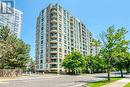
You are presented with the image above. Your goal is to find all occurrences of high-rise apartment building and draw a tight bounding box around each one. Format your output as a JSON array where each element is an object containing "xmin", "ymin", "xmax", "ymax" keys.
[
  {"xmin": 0, "ymin": 2, "xmax": 22, "ymax": 38},
  {"xmin": 35, "ymin": 4, "xmax": 98, "ymax": 73}
]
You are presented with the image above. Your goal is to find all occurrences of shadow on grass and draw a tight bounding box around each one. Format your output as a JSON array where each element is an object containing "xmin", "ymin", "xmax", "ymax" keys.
[
  {"xmin": 75, "ymin": 80, "xmax": 98, "ymax": 83},
  {"xmin": 94, "ymin": 76, "xmax": 107, "ymax": 78}
]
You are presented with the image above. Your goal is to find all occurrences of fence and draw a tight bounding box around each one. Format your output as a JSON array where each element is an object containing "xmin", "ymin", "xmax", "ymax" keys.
[{"xmin": 0, "ymin": 69, "xmax": 22, "ymax": 77}]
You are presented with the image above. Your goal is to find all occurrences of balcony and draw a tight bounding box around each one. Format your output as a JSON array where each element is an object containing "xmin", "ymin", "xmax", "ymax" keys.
[
  {"xmin": 50, "ymin": 68, "xmax": 57, "ymax": 71},
  {"xmin": 50, "ymin": 29, "xmax": 57, "ymax": 33},
  {"xmin": 71, "ymin": 45, "xmax": 74, "ymax": 48},
  {"xmin": 50, "ymin": 50, "xmax": 57, "ymax": 53},
  {"xmin": 70, "ymin": 18, "xmax": 73, "ymax": 21},
  {"xmin": 71, "ymin": 30, "xmax": 74, "ymax": 33},
  {"xmin": 71, "ymin": 42, "xmax": 74, "ymax": 45},
  {"xmin": 71, "ymin": 38, "xmax": 74, "ymax": 40},
  {"xmin": 50, "ymin": 45, "xmax": 57, "ymax": 48},
  {"xmin": 51, "ymin": 9, "xmax": 57, "ymax": 13},
  {"xmin": 51, "ymin": 6, "xmax": 57, "ymax": 10},
  {"xmin": 51, "ymin": 14, "xmax": 57, "ymax": 19},
  {"xmin": 50, "ymin": 53, "xmax": 57, "ymax": 58},
  {"xmin": 51, "ymin": 24, "xmax": 57, "ymax": 28},
  {"xmin": 70, "ymin": 21, "xmax": 73, "ymax": 25},
  {"xmin": 51, "ymin": 18, "xmax": 57, "ymax": 23},
  {"xmin": 50, "ymin": 39, "xmax": 57, "ymax": 43},
  {"xmin": 51, "ymin": 56, "xmax": 57, "ymax": 59},
  {"xmin": 50, "ymin": 34, "xmax": 57, "ymax": 38},
  {"xmin": 51, "ymin": 59, "xmax": 57, "ymax": 63},
  {"xmin": 51, "ymin": 28, "xmax": 57, "ymax": 30},
  {"xmin": 71, "ymin": 34, "xmax": 74, "ymax": 38},
  {"xmin": 70, "ymin": 26, "xmax": 73, "ymax": 29},
  {"xmin": 50, "ymin": 64, "xmax": 57, "ymax": 69}
]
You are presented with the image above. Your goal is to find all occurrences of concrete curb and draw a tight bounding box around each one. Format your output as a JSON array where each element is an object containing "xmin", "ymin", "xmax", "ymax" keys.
[{"xmin": 70, "ymin": 84, "xmax": 85, "ymax": 87}]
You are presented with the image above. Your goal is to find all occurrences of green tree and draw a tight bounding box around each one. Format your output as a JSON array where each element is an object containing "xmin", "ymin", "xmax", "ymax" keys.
[
  {"xmin": 91, "ymin": 39, "xmax": 100, "ymax": 55},
  {"xmin": 86, "ymin": 55, "xmax": 95, "ymax": 74},
  {"xmin": 0, "ymin": 26, "xmax": 30, "ymax": 69},
  {"xmin": 113, "ymin": 32, "xmax": 130, "ymax": 77},
  {"xmin": 86, "ymin": 55, "xmax": 106, "ymax": 73},
  {"xmin": 62, "ymin": 51, "xmax": 86, "ymax": 75},
  {"xmin": 125, "ymin": 53, "xmax": 130, "ymax": 73},
  {"xmin": 26, "ymin": 58, "xmax": 35, "ymax": 72},
  {"xmin": 100, "ymin": 26, "xmax": 129, "ymax": 81},
  {"xmin": 0, "ymin": 26, "xmax": 14, "ymax": 68}
]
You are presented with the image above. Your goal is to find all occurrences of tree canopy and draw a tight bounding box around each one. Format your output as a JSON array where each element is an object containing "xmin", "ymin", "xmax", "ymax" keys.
[
  {"xmin": 100, "ymin": 26, "xmax": 130, "ymax": 81},
  {"xmin": 62, "ymin": 51, "xmax": 86, "ymax": 75},
  {"xmin": 0, "ymin": 26, "xmax": 30, "ymax": 69}
]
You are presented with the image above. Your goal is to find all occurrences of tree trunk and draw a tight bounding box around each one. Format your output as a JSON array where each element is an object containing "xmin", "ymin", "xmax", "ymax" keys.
[
  {"xmin": 107, "ymin": 59, "xmax": 111, "ymax": 81},
  {"xmin": 1, "ymin": 58, "xmax": 4, "ymax": 69},
  {"xmin": 107, "ymin": 67, "xmax": 110, "ymax": 81},
  {"xmin": 96, "ymin": 69, "xmax": 99, "ymax": 73},
  {"xmin": 91, "ymin": 67, "xmax": 93, "ymax": 74},
  {"xmin": 120, "ymin": 69, "xmax": 123, "ymax": 78},
  {"xmin": 72, "ymin": 69, "xmax": 74, "ymax": 75},
  {"xmin": 68, "ymin": 69, "xmax": 70, "ymax": 75}
]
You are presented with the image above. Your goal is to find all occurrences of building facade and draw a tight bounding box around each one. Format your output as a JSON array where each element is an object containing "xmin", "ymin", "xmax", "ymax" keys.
[
  {"xmin": 35, "ymin": 4, "xmax": 97, "ymax": 72},
  {"xmin": 0, "ymin": 2, "xmax": 22, "ymax": 38}
]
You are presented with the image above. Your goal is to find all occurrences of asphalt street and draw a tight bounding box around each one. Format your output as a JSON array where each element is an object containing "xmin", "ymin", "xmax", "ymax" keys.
[{"xmin": 0, "ymin": 73, "xmax": 117, "ymax": 87}]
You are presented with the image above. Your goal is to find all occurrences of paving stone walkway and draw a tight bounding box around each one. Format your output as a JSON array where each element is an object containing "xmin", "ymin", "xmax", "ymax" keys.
[{"xmin": 101, "ymin": 77, "xmax": 130, "ymax": 87}]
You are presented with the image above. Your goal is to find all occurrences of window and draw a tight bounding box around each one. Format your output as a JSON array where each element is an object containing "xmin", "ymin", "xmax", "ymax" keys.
[
  {"xmin": 59, "ymin": 48, "xmax": 62, "ymax": 52},
  {"xmin": 59, "ymin": 43, "xmax": 62, "ymax": 47},
  {"xmin": 51, "ymin": 59, "xmax": 57, "ymax": 62},
  {"xmin": 41, "ymin": 40, "xmax": 43, "ymax": 44},
  {"xmin": 59, "ymin": 59, "xmax": 62, "ymax": 62},
  {"xmin": 59, "ymin": 54, "xmax": 62, "ymax": 57},
  {"xmin": 41, "ymin": 27, "xmax": 44, "ymax": 30},
  {"xmin": 51, "ymin": 54, "xmax": 57, "ymax": 58},
  {"xmin": 41, "ymin": 50, "xmax": 43, "ymax": 53},
  {"xmin": 50, "ymin": 64, "xmax": 57, "ymax": 68},
  {"xmin": 59, "ymin": 6, "xmax": 62, "ymax": 12},
  {"xmin": 59, "ymin": 33, "xmax": 62, "ymax": 37},
  {"xmin": 64, "ymin": 10, "xmax": 66, "ymax": 16},
  {"xmin": 59, "ymin": 38, "xmax": 62, "ymax": 42},
  {"xmin": 41, "ymin": 36, "xmax": 43, "ymax": 39},
  {"xmin": 59, "ymin": 23, "xmax": 62, "ymax": 27},
  {"xmin": 40, "ymin": 65, "xmax": 43, "ymax": 69},
  {"xmin": 40, "ymin": 60, "xmax": 43, "ymax": 63},
  {"xmin": 51, "ymin": 48, "xmax": 57, "ymax": 51},
  {"xmin": 64, "ymin": 50, "xmax": 67, "ymax": 53}
]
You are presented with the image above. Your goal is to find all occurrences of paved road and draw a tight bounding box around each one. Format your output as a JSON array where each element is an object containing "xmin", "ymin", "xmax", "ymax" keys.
[{"xmin": 0, "ymin": 73, "xmax": 117, "ymax": 87}]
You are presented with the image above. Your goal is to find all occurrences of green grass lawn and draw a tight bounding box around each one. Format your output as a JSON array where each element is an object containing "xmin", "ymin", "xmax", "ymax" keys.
[
  {"xmin": 85, "ymin": 77, "xmax": 122, "ymax": 87},
  {"xmin": 124, "ymin": 83, "xmax": 130, "ymax": 87}
]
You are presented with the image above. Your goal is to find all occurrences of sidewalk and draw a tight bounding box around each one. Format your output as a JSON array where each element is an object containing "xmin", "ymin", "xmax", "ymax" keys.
[
  {"xmin": 0, "ymin": 77, "xmax": 16, "ymax": 83},
  {"xmin": 101, "ymin": 78, "xmax": 130, "ymax": 87}
]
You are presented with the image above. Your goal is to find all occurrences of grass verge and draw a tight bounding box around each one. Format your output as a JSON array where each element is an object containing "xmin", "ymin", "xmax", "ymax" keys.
[
  {"xmin": 124, "ymin": 82, "xmax": 130, "ymax": 87},
  {"xmin": 85, "ymin": 77, "xmax": 122, "ymax": 87}
]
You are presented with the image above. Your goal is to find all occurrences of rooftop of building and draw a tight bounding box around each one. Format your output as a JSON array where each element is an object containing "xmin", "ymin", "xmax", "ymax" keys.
[{"xmin": 0, "ymin": 2, "xmax": 23, "ymax": 14}]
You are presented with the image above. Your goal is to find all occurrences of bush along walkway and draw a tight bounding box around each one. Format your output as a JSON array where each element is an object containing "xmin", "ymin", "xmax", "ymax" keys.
[{"xmin": 101, "ymin": 77, "xmax": 130, "ymax": 87}]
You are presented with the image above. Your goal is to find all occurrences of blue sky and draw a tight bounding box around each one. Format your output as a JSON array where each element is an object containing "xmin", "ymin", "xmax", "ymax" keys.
[{"xmin": 15, "ymin": 0, "xmax": 130, "ymax": 58}]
